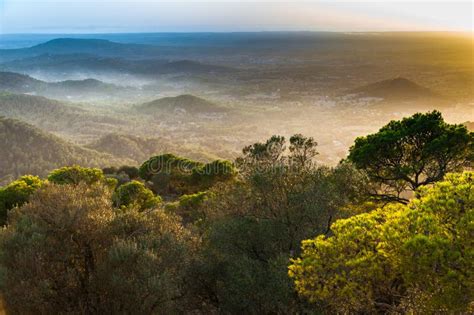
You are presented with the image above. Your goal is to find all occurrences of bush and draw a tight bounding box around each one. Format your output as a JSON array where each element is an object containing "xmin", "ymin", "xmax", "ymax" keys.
[
  {"xmin": 0, "ymin": 182, "xmax": 197, "ymax": 314},
  {"xmin": 0, "ymin": 175, "xmax": 43, "ymax": 225},
  {"xmin": 112, "ymin": 180, "xmax": 161, "ymax": 211},
  {"xmin": 48, "ymin": 165, "xmax": 105, "ymax": 185}
]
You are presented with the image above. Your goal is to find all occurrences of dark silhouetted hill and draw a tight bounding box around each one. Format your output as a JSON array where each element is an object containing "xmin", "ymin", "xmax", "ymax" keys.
[
  {"xmin": 348, "ymin": 77, "xmax": 438, "ymax": 100},
  {"xmin": 0, "ymin": 71, "xmax": 46, "ymax": 93},
  {"xmin": 0, "ymin": 72, "xmax": 126, "ymax": 98},
  {"xmin": 1, "ymin": 53, "xmax": 233, "ymax": 77},
  {"xmin": 137, "ymin": 94, "xmax": 227, "ymax": 115}
]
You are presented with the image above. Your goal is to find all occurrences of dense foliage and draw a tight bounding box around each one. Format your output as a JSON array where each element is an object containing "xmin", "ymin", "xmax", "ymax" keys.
[
  {"xmin": 112, "ymin": 180, "xmax": 162, "ymax": 211},
  {"xmin": 139, "ymin": 154, "xmax": 236, "ymax": 195},
  {"xmin": 187, "ymin": 135, "xmax": 370, "ymax": 313},
  {"xmin": 289, "ymin": 171, "xmax": 473, "ymax": 313},
  {"xmin": 0, "ymin": 112, "xmax": 471, "ymax": 313},
  {"xmin": 0, "ymin": 175, "xmax": 43, "ymax": 225},
  {"xmin": 0, "ymin": 183, "xmax": 197, "ymax": 313}
]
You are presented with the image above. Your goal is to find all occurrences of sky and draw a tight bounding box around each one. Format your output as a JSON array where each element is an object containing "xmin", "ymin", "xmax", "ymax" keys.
[{"xmin": 0, "ymin": 0, "xmax": 472, "ymax": 34}]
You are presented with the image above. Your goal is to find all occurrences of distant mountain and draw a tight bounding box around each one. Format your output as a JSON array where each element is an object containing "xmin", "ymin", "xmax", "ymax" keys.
[
  {"xmin": 1, "ymin": 53, "xmax": 233, "ymax": 78},
  {"xmin": 87, "ymin": 133, "xmax": 220, "ymax": 163},
  {"xmin": 30, "ymin": 38, "xmax": 138, "ymax": 54},
  {"xmin": 0, "ymin": 71, "xmax": 46, "ymax": 93},
  {"xmin": 137, "ymin": 94, "xmax": 228, "ymax": 116},
  {"xmin": 0, "ymin": 117, "xmax": 130, "ymax": 185},
  {"xmin": 0, "ymin": 72, "xmax": 134, "ymax": 100},
  {"xmin": 86, "ymin": 134, "xmax": 171, "ymax": 163},
  {"xmin": 0, "ymin": 38, "xmax": 154, "ymax": 62},
  {"xmin": 0, "ymin": 92, "xmax": 85, "ymax": 122},
  {"xmin": 0, "ymin": 92, "xmax": 124, "ymax": 133},
  {"xmin": 49, "ymin": 78, "xmax": 125, "ymax": 95},
  {"xmin": 347, "ymin": 77, "xmax": 438, "ymax": 101}
]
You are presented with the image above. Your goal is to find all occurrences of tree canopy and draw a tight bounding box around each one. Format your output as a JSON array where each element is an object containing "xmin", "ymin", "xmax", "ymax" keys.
[
  {"xmin": 347, "ymin": 111, "xmax": 473, "ymax": 203},
  {"xmin": 112, "ymin": 180, "xmax": 161, "ymax": 211},
  {"xmin": 0, "ymin": 175, "xmax": 43, "ymax": 225}
]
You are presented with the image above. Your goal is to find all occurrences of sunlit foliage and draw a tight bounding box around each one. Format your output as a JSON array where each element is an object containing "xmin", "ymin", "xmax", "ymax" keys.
[
  {"xmin": 289, "ymin": 171, "xmax": 473, "ymax": 313},
  {"xmin": 0, "ymin": 175, "xmax": 43, "ymax": 225},
  {"xmin": 112, "ymin": 180, "xmax": 161, "ymax": 211}
]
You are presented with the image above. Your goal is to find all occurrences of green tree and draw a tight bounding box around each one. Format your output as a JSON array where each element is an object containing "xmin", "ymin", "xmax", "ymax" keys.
[
  {"xmin": 48, "ymin": 165, "xmax": 105, "ymax": 185},
  {"xmin": 0, "ymin": 175, "xmax": 43, "ymax": 225},
  {"xmin": 140, "ymin": 154, "xmax": 234, "ymax": 196},
  {"xmin": 191, "ymin": 160, "xmax": 236, "ymax": 190},
  {"xmin": 347, "ymin": 111, "xmax": 473, "ymax": 203},
  {"xmin": 112, "ymin": 180, "xmax": 161, "ymax": 211},
  {"xmin": 188, "ymin": 136, "xmax": 369, "ymax": 313},
  {"xmin": 289, "ymin": 171, "xmax": 473, "ymax": 313},
  {"xmin": 289, "ymin": 134, "xmax": 318, "ymax": 168},
  {"xmin": 0, "ymin": 182, "xmax": 197, "ymax": 314},
  {"xmin": 236, "ymin": 135, "xmax": 286, "ymax": 172}
]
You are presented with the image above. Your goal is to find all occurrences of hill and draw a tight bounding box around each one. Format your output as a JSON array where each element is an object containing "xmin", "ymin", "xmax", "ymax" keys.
[
  {"xmin": 48, "ymin": 78, "xmax": 128, "ymax": 97},
  {"xmin": 0, "ymin": 38, "xmax": 154, "ymax": 62},
  {"xmin": 87, "ymin": 133, "xmax": 220, "ymax": 163},
  {"xmin": 137, "ymin": 94, "xmax": 227, "ymax": 116},
  {"xmin": 86, "ymin": 134, "xmax": 170, "ymax": 163},
  {"xmin": 0, "ymin": 72, "xmax": 128, "ymax": 99},
  {"xmin": 0, "ymin": 71, "xmax": 46, "ymax": 93},
  {"xmin": 347, "ymin": 77, "xmax": 438, "ymax": 100},
  {"xmin": 1, "ymin": 53, "xmax": 233, "ymax": 78},
  {"xmin": 0, "ymin": 92, "xmax": 85, "ymax": 123},
  {"xmin": 0, "ymin": 117, "xmax": 131, "ymax": 185},
  {"xmin": 0, "ymin": 92, "xmax": 125, "ymax": 134}
]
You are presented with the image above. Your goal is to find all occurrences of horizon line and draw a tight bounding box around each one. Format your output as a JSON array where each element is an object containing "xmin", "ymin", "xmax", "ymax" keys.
[{"xmin": 1, "ymin": 30, "xmax": 473, "ymax": 35}]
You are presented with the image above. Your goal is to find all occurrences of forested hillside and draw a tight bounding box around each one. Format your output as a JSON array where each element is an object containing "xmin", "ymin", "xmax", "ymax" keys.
[
  {"xmin": 87, "ymin": 133, "xmax": 220, "ymax": 163},
  {"xmin": 0, "ymin": 117, "xmax": 130, "ymax": 184},
  {"xmin": 137, "ymin": 94, "xmax": 228, "ymax": 116}
]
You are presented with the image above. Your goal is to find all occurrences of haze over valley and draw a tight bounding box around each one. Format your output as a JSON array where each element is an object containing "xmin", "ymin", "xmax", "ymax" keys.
[{"xmin": 0, "ymin": 32, "xmax": 472, "ymax": 183}]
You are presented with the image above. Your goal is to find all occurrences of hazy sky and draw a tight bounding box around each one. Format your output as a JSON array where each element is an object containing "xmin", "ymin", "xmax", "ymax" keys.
[{"xmin": 0, "ymin": 0, "xmax": 472, "ymax": 33}]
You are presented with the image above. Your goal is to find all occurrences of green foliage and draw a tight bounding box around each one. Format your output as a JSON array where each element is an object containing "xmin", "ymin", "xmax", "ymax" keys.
[
  {"xmin": 47, "ymin": 165, "xmax": 105, "ymax": 185},
  {"xmin": 139, "ymin": 154, "xmax": 234, "ymax": 196},
  {"xmin": 0, "ymin": 182, "xmax": 197, "ymax": 314},
  {"xmin": 289, "ymin": 171, "xmax": 473, "ymax": 313},
  {"xmin": 171, "ymin": 191, "xmax": 209, "ymax": 224},
  {"xmin": 348, "ymin": 111, "xmax": 474, "ymax": 203},
  {"xmin": 187, "ymin": 136, "xmax": 369, "ymax": 313},
  {"xmin": 191, "ymin": 160, "xmax": 236, "ymax": 189},
  {"xmin": 0, "ymin": 175, "xmax": 43, "ymax": 225},
  {"xmin": 117, "ymin": 165, "xmax": 139, "ymax": 179},
  {"xmin": 112, "ymin": 180, "xmax": 161, "ymax": 211}
]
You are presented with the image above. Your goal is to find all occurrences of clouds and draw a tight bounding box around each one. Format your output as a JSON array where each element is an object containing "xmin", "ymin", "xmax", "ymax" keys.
[{"xmin": 0, "ymin": 1, "xmax": 472, "ymax": 33}]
